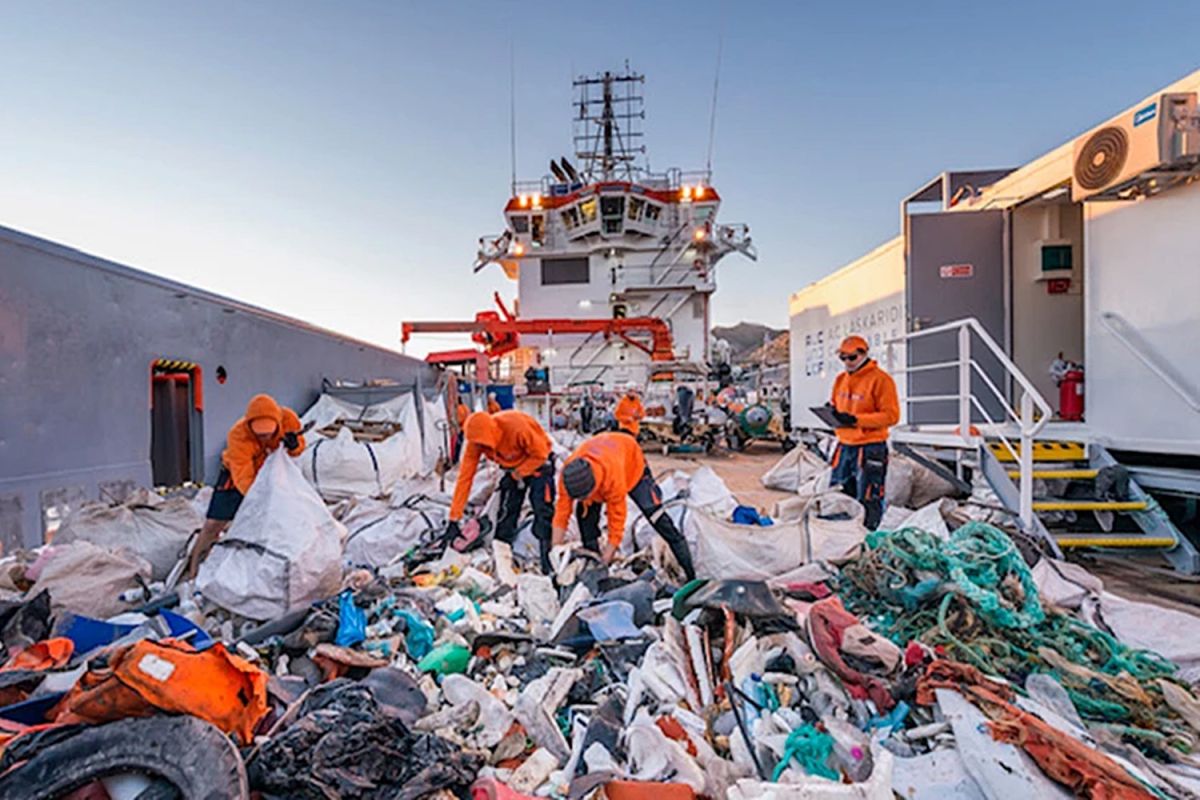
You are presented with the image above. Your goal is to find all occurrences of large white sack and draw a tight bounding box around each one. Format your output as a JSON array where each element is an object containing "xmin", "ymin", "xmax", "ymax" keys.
[
  {"xmin": 340, "ymin": 496, "xmax": 443, "ymax": 569},
  {"xmin": 762, "ymin": 446, "xmax": 831, "ymax": 494},
  {"xmin": 197, "ymin": 451, "xmax": 346, "ymax": 620},
  {"xmin": 54, "ymin": 491, "xmax": 199, "ymax": 580},
  {"xmin": 29, "ymin": 541, "xmax": 152, "ymax": 619},
  {"xmin": 421, "ymin": 397, "xmax": 450, "ymax": 475},
  {"xmin": 689, "ymin": 491, "xmax": 866, "ymax": 583},
  {"xmin": 300, "ymin": 426, "xmax": 423, "ymax": 500},
  {"xmin": 687, "ymin": 466, "xmax": 738, "ymax": 517},
  {"xmin": 886, "ymin": 453, "xmax": 957, "ymax": 509}
]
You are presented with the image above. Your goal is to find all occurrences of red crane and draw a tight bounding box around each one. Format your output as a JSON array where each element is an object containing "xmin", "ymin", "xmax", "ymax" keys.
[{"xmin": 402, "ymin": 293, "xmax": 675, "ymax": 363}]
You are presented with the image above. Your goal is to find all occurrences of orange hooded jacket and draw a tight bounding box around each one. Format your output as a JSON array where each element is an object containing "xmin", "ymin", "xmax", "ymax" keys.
[
  {"xmin": 487, "ymin": 397, "xmax": 502, "ymax": 414},
  {"xmin": 456, "ymin": 402, "xmax": 470, "ymax": 428},
  {"xmin": 830, "ymin": 359, "xmax": 900, "ymax": 445},
  {"xmin": 221, "ymin": 394, "xmax": 305, "ymax": 494},
  {"xmin": 450, "ymin": 410, "xmax": 553, "ymax": 521},
  {"xmin": 553, "ymin": 432, "xmax": 646, "ymax": 547},
  {"xmin": 615, "ymin": 394, "xmax": 645, "ymax": 436}
]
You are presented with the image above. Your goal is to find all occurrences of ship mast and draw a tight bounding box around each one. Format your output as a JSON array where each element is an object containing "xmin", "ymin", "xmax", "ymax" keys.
[{"xmin": 573, "ymin": 69, "xmax": 645, "ymax": 181}]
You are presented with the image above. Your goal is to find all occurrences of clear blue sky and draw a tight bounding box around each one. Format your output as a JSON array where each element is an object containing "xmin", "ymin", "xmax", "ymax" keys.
[{"xmin": 2, "ymin": 2, "xmax": 1197, "ymax": 354}]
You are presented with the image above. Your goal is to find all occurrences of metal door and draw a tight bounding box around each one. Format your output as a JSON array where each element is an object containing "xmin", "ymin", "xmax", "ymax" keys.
[{"xmin": 906, "ymin": 210, "xmax": 1007, "ymax": 424}]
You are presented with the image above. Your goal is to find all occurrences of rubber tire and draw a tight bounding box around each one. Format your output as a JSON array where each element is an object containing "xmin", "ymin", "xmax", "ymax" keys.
[{"xmin": 0, "ymin": 716, "xmax": 249, "ymax": 800}]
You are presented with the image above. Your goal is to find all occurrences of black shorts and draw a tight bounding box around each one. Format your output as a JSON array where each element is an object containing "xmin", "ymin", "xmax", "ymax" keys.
[{"xmin": 205, "ymin": 468, "xmax": 244, "ymax": 522}]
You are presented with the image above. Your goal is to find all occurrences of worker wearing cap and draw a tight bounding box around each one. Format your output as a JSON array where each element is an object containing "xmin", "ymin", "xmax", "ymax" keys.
[
  {"xmin": 487, "ymin": 392, "xmax": 502, "ymax": 414},
  {"xmin": 188, "ymin": 393, "xmax": 306, "ymax": 577},
  {"xmin": 614, "ymin": 382, "xmax": 645, "ymax": 437},
  {"xmin": 826, "ymin": 335, "xmax": 899, "ymax": 530},
  {"xmin": 448, "ymin": 410, "xmax": 556, "ymax": 572},
  {"xmin": 552, "ymin": 432, "xmax": 696, "ymax": 580}
]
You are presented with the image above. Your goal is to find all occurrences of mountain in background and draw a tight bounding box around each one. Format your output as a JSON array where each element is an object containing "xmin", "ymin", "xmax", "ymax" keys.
[{"xmin": 712, "ymin": 322, "xmax": 787, "ymax": 364}]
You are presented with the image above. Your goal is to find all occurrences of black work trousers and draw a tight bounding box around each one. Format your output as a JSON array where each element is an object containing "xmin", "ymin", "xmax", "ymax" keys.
[
  {"xmin": 576, "ymin": 465, "xmax": 696, "ymax": 580},
  {"xmin": 831, "ymin": 441, "xmax": 888, "ymax": 530},
  {"xmin": 496, "ymin": 457, "xmax": 556, "ymax": 573}
]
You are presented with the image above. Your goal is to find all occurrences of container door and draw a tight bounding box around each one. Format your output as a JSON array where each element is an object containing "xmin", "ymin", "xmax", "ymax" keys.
[{"xmin": 906, "ymin": 210, "xmax": 1007, "ymax": 424}]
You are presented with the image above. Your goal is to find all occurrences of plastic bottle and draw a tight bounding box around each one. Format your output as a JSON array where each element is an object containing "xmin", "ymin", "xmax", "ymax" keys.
[{"xmin": 822, "ymin": 716, "xmax": 873, "ymax": 783}]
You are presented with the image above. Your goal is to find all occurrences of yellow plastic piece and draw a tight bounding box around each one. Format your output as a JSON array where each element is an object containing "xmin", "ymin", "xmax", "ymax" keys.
[
  {"xmin": 1033, "ymin": 500, "xmax": 1148, "ymax": 512},
  {"xmin": 989, "ymin": 441, "xmax": 1086, "ymax": 462},
  {"xmin": 1055, "ymin": 536, "xmax": 1175, "ymax": 549},
  {"xmin": 1008, "ymin": 469, "xmax": 1100, "ymax": 480}
]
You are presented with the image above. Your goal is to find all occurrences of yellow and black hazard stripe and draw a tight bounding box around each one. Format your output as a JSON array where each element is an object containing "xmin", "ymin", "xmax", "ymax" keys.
[{"xmin": 153, "ymin": 358, "xmax": 198, "ymax": 372}]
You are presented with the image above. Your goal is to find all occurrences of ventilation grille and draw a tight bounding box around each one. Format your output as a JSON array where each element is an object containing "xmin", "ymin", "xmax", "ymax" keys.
[{"xmin": 1074, "ymin": 126, "xmax": 1130, "ymax": 191}]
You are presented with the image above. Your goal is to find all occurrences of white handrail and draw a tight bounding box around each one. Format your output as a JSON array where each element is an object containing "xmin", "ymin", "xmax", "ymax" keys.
[
  {"xmin": 885, "ymin": 317, "xmax": 1053, "ymax": 535},
  {"xmin": 1100, "ymin": 311, "xmax": 1200, "ymax": 412}
]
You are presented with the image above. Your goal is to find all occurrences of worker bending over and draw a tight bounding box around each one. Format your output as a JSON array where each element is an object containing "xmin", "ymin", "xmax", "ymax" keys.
[
  {"xmin": 614, "ymin": 382, "xmax": 645, "ymax": 437},
  {"xmin": 189, "ymin": 393, "xmax": 306, "ymax": 577},
  {"xmin": 454, "ymin": 398, "xmax": 470, "ymax": 462},
  {"xmin": 552, "ymin": 432, "xmax": 696, "ymax": 580},
  {"xmin": 826, "ymin": 335, "xmax": 899, "ymax": 530},
  {"xmin": 447, "ymin": 410, "xmax": 556, "ymax": 573}
]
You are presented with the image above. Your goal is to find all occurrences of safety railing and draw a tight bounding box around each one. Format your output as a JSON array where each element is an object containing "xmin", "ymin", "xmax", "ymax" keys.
[
  {"xmin": 885, "ymin": 318, "xmax": 1053, "ymax": 534},
  {"xmin": 1100, "ymin": 311, "xmax": 1200, "ymax": 413}
]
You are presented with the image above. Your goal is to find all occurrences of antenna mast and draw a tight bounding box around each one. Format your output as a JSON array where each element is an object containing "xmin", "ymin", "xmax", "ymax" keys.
[
  {"xmin": 572, "ymin": 68, "xmax": 645, "ymax": 181},
  {"xmin": 706, "ymin": 35, "xmax": 723, "ymax": 176}
]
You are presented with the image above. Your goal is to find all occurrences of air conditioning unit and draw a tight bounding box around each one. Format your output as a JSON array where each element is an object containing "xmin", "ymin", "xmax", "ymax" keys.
[{"xmin": 1071, "ymin": 92, "xmax": 1200, "ymax": 202}]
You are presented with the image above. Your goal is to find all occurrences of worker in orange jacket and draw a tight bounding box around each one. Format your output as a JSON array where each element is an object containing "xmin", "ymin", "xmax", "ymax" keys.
[
  {"xmin": 189, "ymin": 393, "xmax": 306, "ymax": 577},
  {"xmin": 826, "ymin": 335, "xmax": 900, "ymax": 530},
  {"xmin": 448, "ymin": 410, "xmax": 556, "ymax": 573},
  {"xmin": 487, "ymin": 392, "xmax": 502, "ymax": 414},
  {"xmin": 614, "ymin": 382, "xmax": 645, "ymax": 437},
  {"xmin": 552, "ymin": 432, "xmax": 695, "ymax": 580},
  {"xmin": 454, "ymin": 398, "xmax": 470, "ymax": 462}
]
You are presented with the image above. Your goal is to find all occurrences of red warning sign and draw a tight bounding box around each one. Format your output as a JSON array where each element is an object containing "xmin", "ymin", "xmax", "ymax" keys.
[{"xmin": 939, "ymin": 263, "xmax": 974, "ymax": 279}]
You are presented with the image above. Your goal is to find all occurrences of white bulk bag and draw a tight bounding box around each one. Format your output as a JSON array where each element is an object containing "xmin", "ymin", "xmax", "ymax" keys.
[{"xmin": 197, "ymin": 451, "xmax": 346, "ymax": 620}]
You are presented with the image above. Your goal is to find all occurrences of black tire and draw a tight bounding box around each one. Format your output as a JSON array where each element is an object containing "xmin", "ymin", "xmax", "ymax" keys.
[{"xmin": 0, "ymin": 716, "xmax": 249, "ymax": 800}]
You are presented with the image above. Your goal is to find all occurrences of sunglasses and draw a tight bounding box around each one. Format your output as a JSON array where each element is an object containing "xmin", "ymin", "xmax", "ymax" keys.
[{"xmin": 839, "ymin": 351, "xmax": 865, "ymax": 362}]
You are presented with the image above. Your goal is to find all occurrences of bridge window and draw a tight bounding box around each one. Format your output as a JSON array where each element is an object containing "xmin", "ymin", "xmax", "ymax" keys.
[
  {"xmin": 645, "ymin": 203, "xmax": 662, "ymax": 222},
  {"xmin": 627, "ymin": 197, "xmax": 645, "ymax": 220},
  {"xmin": 511, "ymin": 215, "xmax": 529, "ymax": 234},
  {"xmin": 541, "ymin": 257, "xmax": 589, "ymax": 285},
  {"xmin": 579, "ymin": 198, "xmax": 598, "ymax": 224}
]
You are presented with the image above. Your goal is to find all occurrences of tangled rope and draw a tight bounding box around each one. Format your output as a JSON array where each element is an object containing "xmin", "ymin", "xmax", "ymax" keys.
[{"xmin": 839, "ymin": 522, "xmax": 1191, "ymax": 752}]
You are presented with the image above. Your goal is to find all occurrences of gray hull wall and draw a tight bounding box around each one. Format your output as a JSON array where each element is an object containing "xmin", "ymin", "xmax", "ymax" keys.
[{"xmin": 0, "ymin": 225, "xmax": 436, "ymax": 549}]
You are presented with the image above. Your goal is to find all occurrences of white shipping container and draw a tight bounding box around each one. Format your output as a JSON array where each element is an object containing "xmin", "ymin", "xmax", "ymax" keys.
[{"xmin": 788, "ymin": 237, "xmax": 907, "ymax": 429}]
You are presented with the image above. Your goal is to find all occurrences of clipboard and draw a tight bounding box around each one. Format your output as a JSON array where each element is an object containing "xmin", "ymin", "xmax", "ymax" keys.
[{"xmin": 809, "ymin": 405, "xmax": 844, "ymax": 428}]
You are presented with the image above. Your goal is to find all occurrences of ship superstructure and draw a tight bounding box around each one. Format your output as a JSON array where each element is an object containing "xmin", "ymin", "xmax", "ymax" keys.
[{"xmin": 408, "ymin": 68, "xmax": 756, "ymax": 391}]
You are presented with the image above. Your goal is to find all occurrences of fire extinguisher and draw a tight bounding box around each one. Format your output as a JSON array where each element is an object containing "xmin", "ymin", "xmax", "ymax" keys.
[{"xmin": 1059, "ymin": 367, "xmax": 1084, "ymax": 421}]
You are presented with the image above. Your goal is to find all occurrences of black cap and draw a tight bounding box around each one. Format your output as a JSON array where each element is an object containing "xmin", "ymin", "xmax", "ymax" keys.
[{"xmin": 562, "ymin": 458, "xmax": 596, "ymax": 499}]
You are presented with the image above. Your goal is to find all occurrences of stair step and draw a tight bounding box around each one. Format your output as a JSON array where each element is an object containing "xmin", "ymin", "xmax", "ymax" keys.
[
  {"xmin": 1008, "ymin": 468, "xmax": 1100, "ymax": 480},
  {"xmin": 989, "ymin": 441, "xmax": 1087, "ymax": 463},
  {"xmin": 1033, "ymin": 499, "xmax": 1148, "ymax": 512},
  {"xmin": 1054, "ymin": 535, "xmax": 1176, "ymax": 549}
]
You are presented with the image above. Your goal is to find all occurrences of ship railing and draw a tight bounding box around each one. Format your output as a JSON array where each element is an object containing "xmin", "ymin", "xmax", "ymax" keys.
[{"xmin": 884, "ymin": 317, "xmax": 1053, "ymax": 540}]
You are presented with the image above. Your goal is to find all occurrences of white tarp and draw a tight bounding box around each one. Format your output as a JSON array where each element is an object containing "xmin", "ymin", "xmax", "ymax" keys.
[
  {"xmin": 1033, "ymin": 557, "xmax": 1200, "ymax": 682},
  {"xmin": 300, "ymin": 391, "xmax": 417, "ymax": 430},
  {"xmin": 197, "ymin": 450, "xmax": 346, "ymax": 620},
  {"xmin": 54, "ymin": 490, "xmax": 199, "ymax": 580},
  {"xmin": 339, "ymin": 496, "xmax": 443, "ymax": 569}
]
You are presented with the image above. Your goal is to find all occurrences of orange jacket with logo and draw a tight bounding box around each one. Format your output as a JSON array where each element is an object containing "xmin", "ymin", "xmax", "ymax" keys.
[
  {"xmin": 553, "ymin": 432, "xmax": 646, "ymax": 547},
  {"xmin": 221, "ymin": 394, "xmax": 305, "ymax": 494},
  {"xmin": 450, "ymin": 411, "xmax": 553, "ymax": 520},
  {"xmin": 830, "ymin": 359, "xmax": 900, "ymax": 445},
  {"xmin": 615, "ymin": 395, "xmax": 645, "ymax": 436}
]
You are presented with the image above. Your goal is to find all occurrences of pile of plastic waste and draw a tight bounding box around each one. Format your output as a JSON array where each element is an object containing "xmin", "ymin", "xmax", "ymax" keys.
[{"xmin": 3, "ymin": 419, "xmax": 1200, "ymax": 798}]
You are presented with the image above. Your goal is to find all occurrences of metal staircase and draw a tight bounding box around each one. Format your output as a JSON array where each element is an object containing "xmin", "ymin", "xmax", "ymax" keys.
[{"xmin": 886, "ymin": 317, "xmax": 1198, "ymax": 574}]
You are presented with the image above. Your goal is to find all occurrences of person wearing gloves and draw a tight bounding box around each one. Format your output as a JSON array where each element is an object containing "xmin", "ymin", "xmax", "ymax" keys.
[
  {"xmin": 551, "ymin": 432, "xmax": 696, "ymax": 581},
  {"xmin": 614, "ymin": 382, "xmax": 645, "ymax": 437},
  {"xmin": 447, "ymin": 410, "xmax": 556, "ymax": 573},
  {"xmin": 188, "ymin": 393, "xmax": 306, "ymax": 577},
  {"xmin": 826, "ymin": 335, "xmax": 900, "ymax": 530}
]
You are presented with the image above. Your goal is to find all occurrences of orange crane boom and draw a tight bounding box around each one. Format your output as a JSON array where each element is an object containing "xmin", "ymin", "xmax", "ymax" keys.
[{"xmin": 402, "ymin": 293, "xmax": 675, "ymax": 362}]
